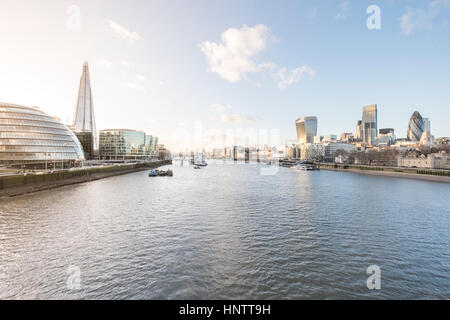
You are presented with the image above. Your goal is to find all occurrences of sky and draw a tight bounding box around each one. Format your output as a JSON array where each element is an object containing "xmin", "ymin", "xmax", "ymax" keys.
[{"xmin": 0, "ymin": 0, "xmax": 449, "ymax": 151}]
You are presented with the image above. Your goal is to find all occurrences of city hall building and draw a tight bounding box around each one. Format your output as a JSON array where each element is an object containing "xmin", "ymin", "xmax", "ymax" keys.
[{"xmin": 0, "ymin": 103, "xmax": 85, "ymax": 168}]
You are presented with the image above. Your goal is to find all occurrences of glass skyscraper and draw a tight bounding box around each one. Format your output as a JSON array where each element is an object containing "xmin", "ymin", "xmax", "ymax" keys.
[
  {"xmin": 407, "ymin": 111, "xmax": 427, "ymax": 141},
  {"xmin": 73, "ymin": 62, "xmax": 97, "ymax": 159},
  {"xmin": 356, "ymin": 120, "xmax": 362, "ymax": 140},
  {"xmin": 362, "ymin": 104, "xmax": 377, "ymax": 145},
  {"xmin": 296, "ymin": 116, "xmax": 318, "ymax": 145}
]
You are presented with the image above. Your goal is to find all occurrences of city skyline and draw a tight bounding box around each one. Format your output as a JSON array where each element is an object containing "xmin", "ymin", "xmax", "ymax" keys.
[{"xmin": 0, "ymin": 0, "xmax": 449, "ymax": 152}]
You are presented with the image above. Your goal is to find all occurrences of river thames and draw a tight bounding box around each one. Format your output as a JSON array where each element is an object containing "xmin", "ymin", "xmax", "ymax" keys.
[{"xmin": 0, "ymin": 162, "xmax": 449, "ymax": 299}]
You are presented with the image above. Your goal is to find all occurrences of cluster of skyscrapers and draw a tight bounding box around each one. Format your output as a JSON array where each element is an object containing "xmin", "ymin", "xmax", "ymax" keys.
[
  {"xmin": 291, "ymin": 103, "xmax": 438, "ymax": 162},
  {"xmin": 0, "ymin": 62, "xmax": 161, "ymax": 168}
]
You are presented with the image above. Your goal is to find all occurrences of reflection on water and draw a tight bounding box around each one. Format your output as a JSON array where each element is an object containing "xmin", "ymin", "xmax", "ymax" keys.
[{"xmin": 0, "ymin": 162, "xmax": 449, "ymax": 299}]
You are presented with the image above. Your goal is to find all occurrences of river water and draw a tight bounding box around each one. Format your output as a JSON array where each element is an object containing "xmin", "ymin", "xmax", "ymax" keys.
[{"xmin": 0, "ymin": 162, "xmax": 449, "ymax": 299}]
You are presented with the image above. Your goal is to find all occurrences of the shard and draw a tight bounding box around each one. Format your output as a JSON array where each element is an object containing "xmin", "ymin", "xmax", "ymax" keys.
[{"xmin": 73, "ymin": 62, "xmax": 98, "ymax": 159}]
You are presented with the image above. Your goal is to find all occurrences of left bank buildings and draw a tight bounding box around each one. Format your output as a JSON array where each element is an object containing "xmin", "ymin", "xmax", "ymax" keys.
[{"xmin": 0, "ymin": 102, "xmax": 85, "ymax": 168}]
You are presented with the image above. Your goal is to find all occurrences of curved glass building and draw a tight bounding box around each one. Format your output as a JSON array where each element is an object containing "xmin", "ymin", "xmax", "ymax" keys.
[
  {"xmin": 296, "ymin": 116, "xmax": 318, "ymax": 145},
  {"xmin": 407, "ymin": 111, "xmax": 425, "ymax": 141},
  {"xmin": 0, "ymin": 103, "xmax": 85, "ymax": 167}
]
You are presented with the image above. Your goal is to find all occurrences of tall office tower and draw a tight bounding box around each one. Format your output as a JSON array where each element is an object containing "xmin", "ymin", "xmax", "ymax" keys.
[
  {"xmin": 407, "ymin": 111, "xmax": 425, "ymax": 141},
  {"xmin": 423, "ymin": 118, "xmax": 431, "ymax": 134},
  {"xmin": 356, "ymin": 120, "xmax": 362, "ymax": 140},
  {"xmin": 362, "ymin": 104, "xmax": 378, "ymax": 145},
  {"xmin": 73, "ymin": 61, "xmax": 98, "ymax": 159},
  {"xmin": 296, "ymin": 116, "xmax": 318, "ymax": 145}
]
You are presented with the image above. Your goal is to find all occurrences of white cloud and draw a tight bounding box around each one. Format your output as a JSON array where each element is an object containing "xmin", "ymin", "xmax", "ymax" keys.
[
  {"xmin": 107, "ymin": 19, "xmax": 142, "ymax": 43},
  {"xmin": 200, "ymin": 24, "xmax": 274, "ymax": 82},
  {"xmin": 200, "ymin": 24, "xmax": 316, "ymax": 89},
  {"xmin": 277, "ymin": 66, "xmax": 316, "ymax": 89},
  {"xmin": 257, "ymin": 62, "xmax": 277, "ymax": 71},
  {"xmin": 94, "ymin": 58, "xmax": 112, "ymax": 68},
  {"xmin": 400, "ymin": 0, "xmax": 450, "ymax": 35},
  {"xmin": 136, "ymin": 74, "xmax": 146, "ymax": 81},
  {"xmin": 220, "ymin": 114, "xmax": 256, "ymax": 123},
  {"xmin": 123, "ymin": 82, "xmax": 145, "ymax": 91},
  {"xmin": 334, "ymin": 0, "xmax": 351, "ymax": 20},
  {"xmin": 208, "ymin": 103, "xmax": 232, "ymax": 112}
]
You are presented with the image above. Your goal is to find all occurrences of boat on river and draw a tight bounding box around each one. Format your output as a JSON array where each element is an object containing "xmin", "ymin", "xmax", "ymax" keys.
[
  {"xmin": 291, "ymin": 164, "xmax": 319, "ymax": 171},
  {"xmin": 194, "ymin": 159, "xmax": 208, "ymax": 167},
  {"xmin": 149, "ymin": 169, "xmax": 173, "ymax": 177}
]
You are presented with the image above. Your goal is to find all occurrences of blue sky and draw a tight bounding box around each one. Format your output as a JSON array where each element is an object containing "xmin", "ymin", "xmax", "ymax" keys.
[{"xmin": 0, "ymin": 0, "xmax": 449, "ymax": 151}]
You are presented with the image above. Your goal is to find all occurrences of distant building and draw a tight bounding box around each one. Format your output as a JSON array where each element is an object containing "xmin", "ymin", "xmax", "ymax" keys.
[
  {"xmin": 340, "ymin": 133, "xmax": 354, "ymax": 142},
  {"xmin": 296, "ymin": 116, "xmax": 318, "ymax": 145},
  {"xmin": 313, "ymin": 135, "xmax": 324, "ymax": 144},
  {"xmin": 73, "ymin": 62, "xmax": 97, "ymax": 159},
  {"xmin": 423, "ymin": 118, "xmax": 431, "ymax": 134},
  {"xmin": 152, "ymin": 137, "xmax": 159, "ymax": 149},
  {"xmin": 287, "ymin": 145, "xmax": 301, "ymax": 159},
  {"xmin": 394, "ymin": 139, "xmax": 417, "ymax": 148},
  {"xmin": 379, "ymin": 128, "xmax": 394, "ymax": 135},
  {"xmin": 300, "ymin": 143, "xmax": 324, "ymax": 161},
  {"xmin": 378, "ymin": 128, "xmax": 396, "ymax": 146},
  {"xmin": 435, "ymin": 137, "xmax": 449, "ymax": 145},
  {"xmin": 356, "ymin": 120, "xmax": 362, "ymax": 140},
  {"xmin": 420, "ymin": 131, "xmax": 435, "ymax": 147},
  {"xmin": 407, "ymin": 111, "xmax": 428, "ymax": 141},
  {"xmin": 398, "ymin": 152, "xmax": 449, "ymax": 169},
  {"xmin": 322, "ymin": 142, "xmax": 356, "ymax": 162},
  {"xmin": 232, "ymin": 146, "xmax": 245, "ymax": 160},
  {"xmin": 99, "ymin": 129, "xmax": 156, "ymax": 160},
  {"xmin": 322, "ymin": 134, "xmax": 337, "ymax": 143},
  {"xmin": 157, "ymin": 144, "xmax": 171, "ymax": 160},
  {"xmin": 362, "ymin": 104, "xmax": 378, "ymax": 145}
]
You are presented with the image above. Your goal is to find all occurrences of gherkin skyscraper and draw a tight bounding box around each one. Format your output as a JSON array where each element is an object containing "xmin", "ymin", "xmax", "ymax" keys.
[
  {"xmin": 73, "ymin": 62, "xmax": 97, "ymax": 159},
  {"xmin": 407, "ymin": 111, "xmax": 425, "ymax": 141}
]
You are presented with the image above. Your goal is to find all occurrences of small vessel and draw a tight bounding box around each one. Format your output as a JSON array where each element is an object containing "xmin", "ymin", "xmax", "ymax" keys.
[
  {"xmin": 193, "ymin": 153, "xmax": 208, "ymax": 167},
  {"xmin": 149, "ymin": 169, "xmax": 174, "ymax": 177},
  {"xmin": 193, "ymin": 166, "xmax": 201, "ymax": 169},
  {"xmin": 291, "ymin": 164, "xmax": 319, "ymax": 171},
  {"xmin": 194, "ymin": 159, "xmax": 208, "ymax": 167}
]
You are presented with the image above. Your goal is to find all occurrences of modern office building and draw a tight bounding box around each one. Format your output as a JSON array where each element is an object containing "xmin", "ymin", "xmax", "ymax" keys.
[
  {"xmin": 378, "ymin": 128, "xmax": 396, "ymax": 146},
  {"xmin": 300, "ymin": 143, "xmax": 324, "ymax": 161},
  {"xmin": 287, "ymin": 145, "xmax": 301, "ymax": 159},
  {"xmin": 152, "ymin": 136, "xmax": 159, "ymax": 149},
  {"xmin": 407, "ymin": 111, "xmax": 426, "ymax": 141},
  {"xmin": 423, "ymin": 118, "xmax": 431, "ymax": 134},
  {"xmin": 379, "ymin": 128, "xmax": 394, "ymax": 135},
  {"xmin": 322, "ymin": 134, "xmax": 337, "ymax": 143},
  {"xmin": 420, "ymin": 131, "xmax": 435, "ymax": 147},
  {"xmin": 340, "ymin": 133, "xmax": 354, "ymax": 142},
  {"xmin": 73, "ymin": 62, "xmax": 97, "ymax": 159},
  {"xmin": 362, "ymin": 104, "xmax": 378, "ymax": 145},
  {"xmin": 313, "ymin": 136, "xmax": 324, "ymax": 144},
  {"xmin": 356, "ymin": 120, "xmax": 362, "ymax": 140},
  {"xmin": 296, "ymin": 116, "xmax": 318, "ymax": 145},
  {"xmin": 323, "ymin": 142, "xmax": 356, "ymax": 162},
  {"xmin": 99, "ymin": 129, "xmax": 157, "ymax": 160},
  {"xmin": 0, "ymin": 103, "xmax": 85, "ymax": 168}
]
